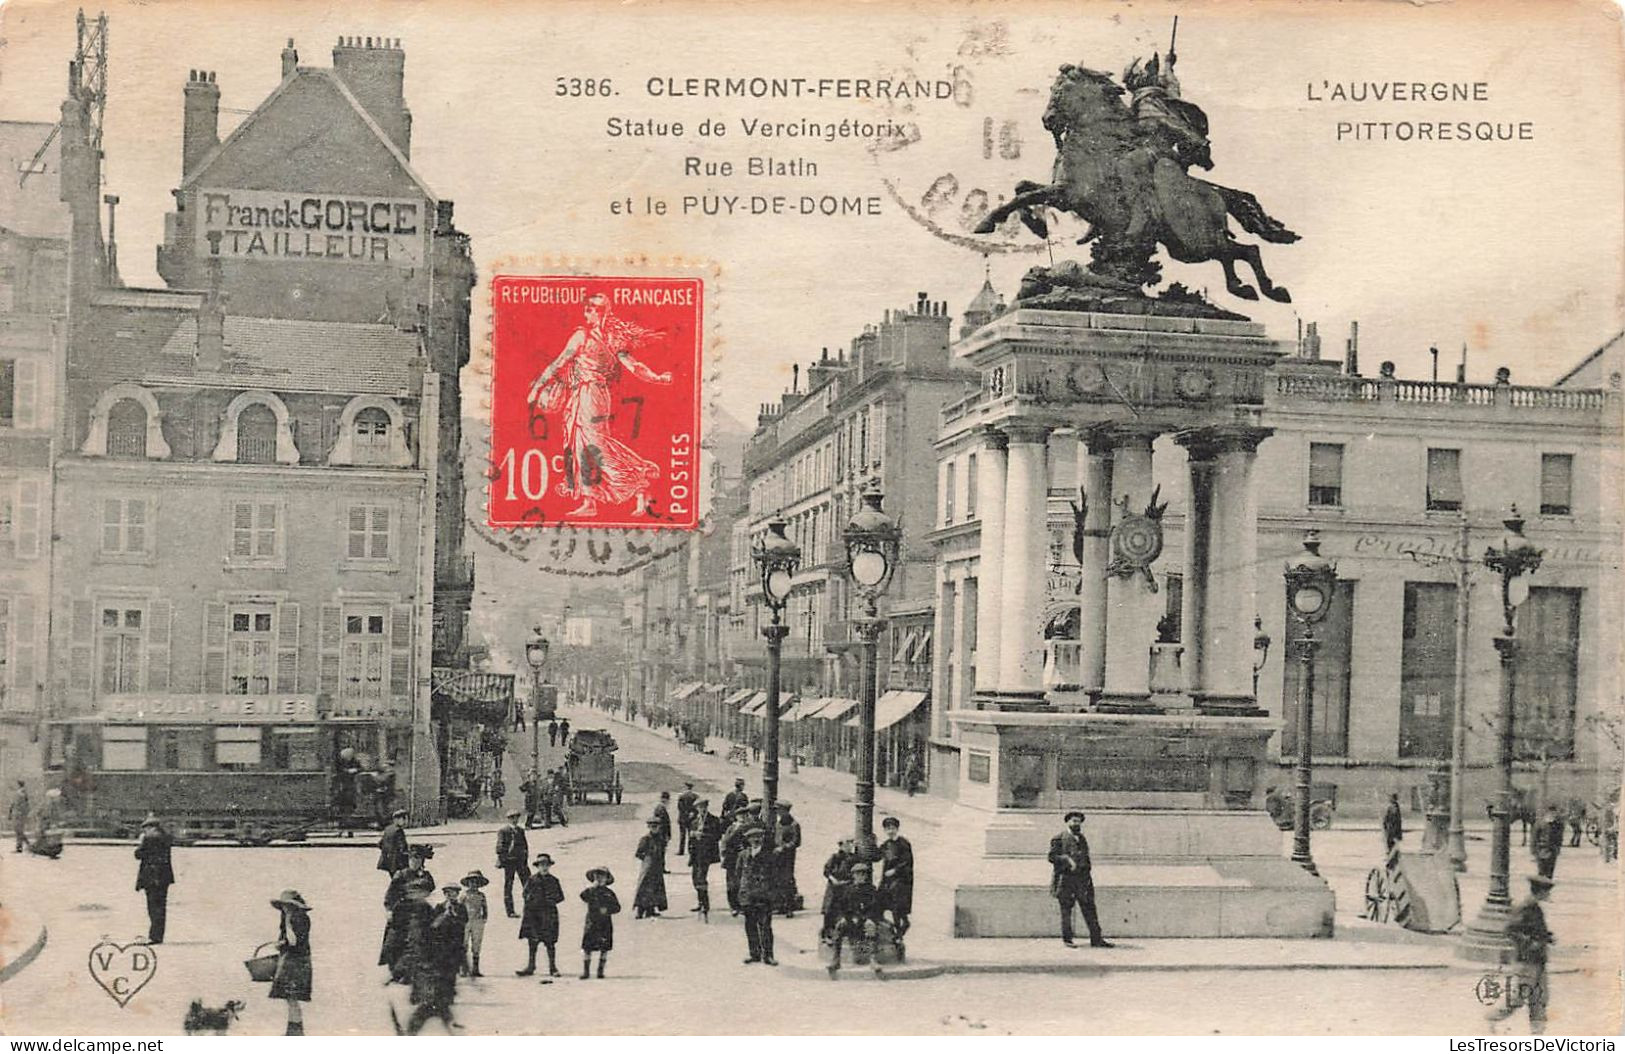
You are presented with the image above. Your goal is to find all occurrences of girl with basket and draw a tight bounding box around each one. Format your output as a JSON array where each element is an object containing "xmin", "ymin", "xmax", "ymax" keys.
[{"xmin": 268, "ymin": 890, "xmax": 312, "ymax": 1035}]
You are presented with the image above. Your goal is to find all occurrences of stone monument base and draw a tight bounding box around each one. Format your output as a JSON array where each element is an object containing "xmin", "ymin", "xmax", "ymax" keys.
[{"xmin": 947, "ymin": 710, "xmax": 1335, "ymax": 938}]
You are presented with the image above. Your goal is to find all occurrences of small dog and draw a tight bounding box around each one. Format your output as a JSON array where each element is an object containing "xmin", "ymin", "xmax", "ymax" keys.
[{"xmin": 183, "ymin": 999, "xmax": 244, "ymax": 1035}]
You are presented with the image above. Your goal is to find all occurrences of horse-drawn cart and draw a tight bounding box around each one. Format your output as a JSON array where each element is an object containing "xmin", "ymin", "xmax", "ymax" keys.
[{"xmin": 564, "ymin": 729, "xmax": 623, "ymax": 804}]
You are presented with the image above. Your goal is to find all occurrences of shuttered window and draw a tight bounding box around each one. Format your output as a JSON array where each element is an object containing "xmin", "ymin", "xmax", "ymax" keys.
[
  {"xmin": 230, "ymin": 501, "xmax": 281, "ymax": 560},
  {"xmin": 1540, "ymin": 454, "xmax": 1573, "ymax": 516},
  {"xmin": 102, "ymin": 498, "xmax": 150, "ymax": 555},
  {"xmin": 227, "ymin": 606, "xmax": 275, "ymax": 695},
  {"xmin": 1308, "ymin": 443, "xmax": 1343, "ymax": 507},
  {"xmin": 1425, "ymin": 449, "xmax": 1463, "ymax": 511},
  {"xmin": 347, "ymin": 505, "xmax": 392, "ymax": 560}
]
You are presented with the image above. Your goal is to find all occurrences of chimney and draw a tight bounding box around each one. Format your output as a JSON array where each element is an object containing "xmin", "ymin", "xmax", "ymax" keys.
[
  {"xmin": 792, "ymin": 364, "xmax": 800, "ymax": 393},
  {"xmin": 1344, "ymin": 320, "xmax": 1360, "ymax": 376},
  {"xmin": 197, "ymin": 260, "xmax": 226, "ymax": 372},
  {"xmin": 182, "ymin": 70, "xmax": 220, "ymax": 177},
  {"xmin": 1457, "ymin": 343, "xmax": 1468, "ymax": 384},
  {"xmin": 281, "ymin": 38, "xmax": 299, "ymax": 79},
  {"xmin": 332, "ymin": 36, "xmax": 412, "ymax": 155},
  {"xmin": 103, "ymin": 194, "xmax": 120, "ymax": 287}
]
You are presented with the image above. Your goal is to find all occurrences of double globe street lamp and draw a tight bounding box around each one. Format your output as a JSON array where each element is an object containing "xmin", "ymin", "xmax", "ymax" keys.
[
  {"xmin": 752, "ymin": 518, "xmax": 801, "ymax": 817},
  {"xmin": 1283, "ymin": 530, "xmax": 1337, "ymax": 876},
  {"xmin": 844, "ymin": 480, "xmax": 902, "ymax": 861},
  {"xmin": 1460, "ymin": 508, "xmax": 1544, "ymax": 964}
]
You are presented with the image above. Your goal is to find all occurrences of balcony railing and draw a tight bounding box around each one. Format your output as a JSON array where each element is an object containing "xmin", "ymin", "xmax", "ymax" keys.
[{"xmin": 1275, "ymin": 373, "xmax": 1618, "ymax": 412}]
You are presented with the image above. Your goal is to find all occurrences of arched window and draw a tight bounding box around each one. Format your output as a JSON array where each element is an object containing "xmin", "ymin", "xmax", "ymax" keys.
[
  {"xmin": 236, "ymin": 404, "xmax": 279, "ymax": 464},
  {"xmin": 106, "ymin": 399, "xmax": 149, "ymax": 459},
  {"xmin": 353, "ymin": 407, "xmax": 391, "ymax": 465}
]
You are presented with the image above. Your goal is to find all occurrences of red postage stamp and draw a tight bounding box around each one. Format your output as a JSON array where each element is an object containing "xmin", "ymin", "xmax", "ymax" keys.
[{"xmin": 489, "ymin": 275, "xmax": 703, "ymax": 530}]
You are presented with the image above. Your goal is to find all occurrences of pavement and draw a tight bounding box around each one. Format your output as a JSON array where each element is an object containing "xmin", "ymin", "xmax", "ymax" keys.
[{"xmin": 0, "ymin": 703, "xmax": 1617, "ymax": 1036}]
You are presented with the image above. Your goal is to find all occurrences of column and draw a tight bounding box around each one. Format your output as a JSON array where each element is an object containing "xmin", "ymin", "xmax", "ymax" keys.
[
  {"xmin": 1176, "ymin": 431, "xmax": 1218, "ymax": 699},
  {"xmin": 996, "ymin": 423, "xmax": 1051, "ymax": 702},
  {"xmin": 1077, "ymin": 427, "xmax": 1115, "ymax": 695},
  {"xmin": 971, "ymin": 427, "xmax": 1008, "ymax": 699},
  {"xmin": 1199, "ymin": 426, "xmax": 1272, "ymax": 712},
  {"xmin": 1098, "ymin": 426, "xmax": 1162, "ymax": 707}
]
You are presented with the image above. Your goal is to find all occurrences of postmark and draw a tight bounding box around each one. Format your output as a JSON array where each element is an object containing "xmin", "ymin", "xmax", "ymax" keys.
[
  {"xmin": 88, "ymin": 938, "xmax": 157, "ymax": 1008},
  {"xmin": 489, "ymin": 275, "xmax": 703, "ymax": 531}
]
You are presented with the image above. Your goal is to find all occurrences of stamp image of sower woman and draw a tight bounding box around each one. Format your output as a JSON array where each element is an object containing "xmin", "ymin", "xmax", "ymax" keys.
[{"xmin": 526, "ymin": 293, "xmax": 673, "ymax": 518}]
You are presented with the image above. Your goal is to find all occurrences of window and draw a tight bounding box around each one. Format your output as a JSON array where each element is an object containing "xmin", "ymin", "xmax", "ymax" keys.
[
  {"xmin": 236, "ymin": 403, "xmax": 279, "ymax": 464},
  {"xmin": 269, "ymin": 727, "xmax": 322, "ymax": 771},
  {"xmin": 101, "ymin": 498, "xmax": 149, "ymax": 555},
  {"xmin": 230, "ymin": 501, "xmax": 281, "ymax": 561},
  {"xmin": 347, "ymin": 505, "xmax": 392, "ymax": 560},
  {"xmin": 215, "ymin": 726, "xmax": 263, "ymax": 767},
  {"xmin": 1280, "ymin": 581, "xmax": 1355, "ymax": 756},
  {"xmin": 106, "ymin": 400, "xmax": 149, "ymax": 458},
  {"xmin": 341, "ymin": 609, "xmax": 389, "ymax": 703},
  {"xmin": 1308, "ymin": 443, "xmax": 1344, "ymax": 507},
  {"xmin": 1400, "ymin": 583, "xmax": 1456, "ymax": 759},
  {"xmin": 1514, "ymin": 588, "xmax": 1581, "ymax": 762},
  {"xmin": 353, "ymin": 407, "xmax": 391, "ymax": 465},
  {"xmin": 227, "ymin": 606, "xmax": 275, "ymax": 695},
  {"xmin": 153, "ymin": 727, "xmax": 208, "ymax": 770},
  {"xmin": 1425, "ymin": 448, "xmax": 1463, "ymax": 511},
  {"xmin": 944, "ymin": 461, "xmax": 957, "ymax": 524},
  {"xmin": 0, "ymin": 360, "xmax": 12, "ymax": 427},
  {"xmin": 102, "ymin": 725, "xmax": 148, "ymax": 771},
  {"xmin": 966, "ymin": 453, "xmax": 978, "ymax": 517},
  {"xmin": 1540, "ymin": 454, "xmax": 1573, "ymax": 516},
  {"xmin": 97, "ymin": 606, "xmax": 144, "ymax": 694}
]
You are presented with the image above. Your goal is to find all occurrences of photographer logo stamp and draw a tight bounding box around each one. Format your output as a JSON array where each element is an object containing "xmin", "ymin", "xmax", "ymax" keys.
[
  {"xmin": 89, "ymin": 939, "xmax": 158, "ymax": 1008},
  {"xmin": 490, "ymin": 275, "xmax": 703, "ymax": 531}
]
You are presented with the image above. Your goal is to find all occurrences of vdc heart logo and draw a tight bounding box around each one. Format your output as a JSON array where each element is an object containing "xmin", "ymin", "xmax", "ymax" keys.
[{"xmin": 89, "ymin": 940, "xmax": 158, "ymax": 1007}]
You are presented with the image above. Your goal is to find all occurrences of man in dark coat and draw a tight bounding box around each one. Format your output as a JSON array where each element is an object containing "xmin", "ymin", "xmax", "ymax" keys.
[
  {"xmin": 719, "ymin": 808, "xmax": 754, "ymax": 915},
  {"xmin": 520, "ymin": 769, "xmax": 541, "ymax": 828},
  {"xmin": 821, "ymin": 838, "xmax": 857, "ymax": 940},
  {"xmin": 381, "ymin": 847, "xmax": 436, "ymax": 981},
  {"xmin": 1487, "ymin": 875, "xmax": 1555, "ymax": 1034},
  {"xmin": 1050, "ymin": 810, "xmax": 1113, "ymax": 949},
  {"xmin": 721, "ymin": 778, "xmax": 749, "ymax": 823},
  {"xmin": 879, "ymin": 816, "xmax": 914, "ymax": 937},
  {"xmin": 558, "ymin": 718, "xmax": 571, "ymax": 744},
  {"xmin": 10, "ymin": 780, "xmax": 30, "ymax": 852},
  {"xmin": 517, "ymin": 853, "xmax": 566, "ymax": 977},
  {"xmin": 773, "ymin": 801, "xmax": 802, "ymax": 915},
  {"xmin": 1382, "ymin": 793, "xmax": 1404, "ymax": 852},
  {"xmin": 827, "ymin": 860, "xmax": 886, "ymax": 976},
  {"xmin": 377, "ymin": 808, "xmax": 409, "ymax": 876},
  {"xmin": 688, "ymin": 799, "xmax": 722, "ymax": 920},
  {"xmin": 652, "ymin": 792, "xmax": 674, "ymax": 854},
  {"xmin": 548, "ymin": 719, "xmax": 559, "ymax": 748},
  {"xmin": 737, "ymin": 827, "xmax": 781, "ymax": 965},
  {"xmin": 134, "ymin": 814, "xmax": 175, "ymax": 943},
  {"xmin": 495, "ymin": 809, "xmax": 530, "ymax": 917},
  {"xmin": 404, "ymin": 886, "xmax": 465, "ymax": 1034},
  {"xmin": 676, "ymin": 782, "xmax": 699, "ymax": 857},
  {"xmin": 547, "ymin": 769, "xmax": 571, "ymax": 827},
  {"xmin": 1533, "ymin": 805, "xmax": 1565, "ymax": 879}
]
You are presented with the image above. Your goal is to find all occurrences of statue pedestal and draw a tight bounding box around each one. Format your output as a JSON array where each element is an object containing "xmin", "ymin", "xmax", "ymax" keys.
[{"xmin": 949, "ymin": 710, "xmax": 1334, "ymax": 938}]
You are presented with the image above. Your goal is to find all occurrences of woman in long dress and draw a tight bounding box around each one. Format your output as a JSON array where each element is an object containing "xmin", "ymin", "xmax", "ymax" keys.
[
  {"xmin": 526, "ymin": 294, "xmax": 674, "ymax": 518},
  {"xmin": 632, "ymin": 817, "xmax": 668, "ymax": 918}
]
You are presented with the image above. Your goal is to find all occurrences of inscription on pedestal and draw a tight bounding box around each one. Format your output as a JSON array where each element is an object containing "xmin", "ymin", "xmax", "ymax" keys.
[{"xmin": 1058, "ymin": 754, "xmax": 1208, "ymax": 792}]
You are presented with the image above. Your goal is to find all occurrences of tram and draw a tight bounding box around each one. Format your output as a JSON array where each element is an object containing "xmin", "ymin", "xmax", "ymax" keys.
[{"xmin": 42, "ymin": 708, "xmax": 403, "ymax": 842}]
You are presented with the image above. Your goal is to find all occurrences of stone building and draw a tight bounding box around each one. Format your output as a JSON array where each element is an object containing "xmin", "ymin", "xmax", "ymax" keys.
[{"xmin": 42, "ymin": 35, "xmax": 476, "ymax": 823}]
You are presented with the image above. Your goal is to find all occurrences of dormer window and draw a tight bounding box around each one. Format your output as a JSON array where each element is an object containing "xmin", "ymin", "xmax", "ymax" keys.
[
  {"xmin": 106, "ymin": 400, "xmax": 149, "ymax": 459},
  {"xmin": 353, "ymin": 407, "xmax": 392, "ymax": 465},
  {"xmin": 328, "ymin": 396, "xmax": 412, "ymax": 468},
  {"xmin": 236, "ymin": 403, "xmax": 280, "ymax": 464}
]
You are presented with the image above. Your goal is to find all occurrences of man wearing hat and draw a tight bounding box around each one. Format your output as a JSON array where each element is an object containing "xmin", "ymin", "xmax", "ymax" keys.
[
  {"xmin": 826, "ymin": 860, "xmax": 885, "ymax": 977},
  {"xmin": 377, "ymin": 808, "xmax": 410, "ymax": 877},
  {"xmin": 652, "ymin": 792, "xmax": 674, "ymax": 856},
  {"xmin": 9, "ymin": 779, "xmax": 29, "ymax": 852},
  {"xmin": 518, "ymin": 853, "xmax": 565, "ymax": 977},
  {"xmin": 495, "ymin": 809, "xmax": 530, "ymax": 917},
  {"xmin": 1049, "ymin": 810, "xmax": 1113, "ymax": 949},
  {"xmin": 772, "ymin": 801, "xmax": 802, "ymax": 915},
  {"xmin": 878, "ymin": 817, "xmax": 914, "ymax": 938},
  {"xmin": 721, "ymin": 778, "xmax": 749, "ymax": 824},
  {"xmin": 718, "ymin": 806, "xmax": 756, "ymax": 915},
  {"xmin": 737, "ymin": 825, "xmax": 782, "ymax": 965},
  {"xmin": 1489, "ymin": 875, "xmax": 1556, "ymax": 1034},
  {"xmin": 381, "ymin": 846, "xmax": 436, "ymax": 981},
  {"xmin": 676, "ymin": 782, "xmax": 699, "ymax": 857},
  {"xmin": 134, "ymin": 814, "xmax": 175, "ymax": 943},
  {"xmin": 459, "ymin": 871, "xmax": 490, "ymax": 978},
  {"xmin": 688, "ymin": 798, "xmax": 722, "ymax": 921}
]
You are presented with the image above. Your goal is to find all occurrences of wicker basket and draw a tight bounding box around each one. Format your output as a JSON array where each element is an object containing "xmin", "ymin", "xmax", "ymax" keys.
[{"xmin": 244, "ymin": 941, "xmax": 278, "ymax": 983}]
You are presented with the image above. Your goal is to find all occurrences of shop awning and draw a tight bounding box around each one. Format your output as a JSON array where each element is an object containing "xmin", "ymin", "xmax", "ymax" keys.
[
  {"xmin": 789, "ymin": 698, "xmax": 829, "ymax": 722},
  {"xmin": 779, "ymin": 697, "xmax": 822, "ymax": 723},
  {"xmin": 722, "ymin": 688, "xmax": 755, "ymax": 708},
  {"xmin": 670, "ymin": 682, "xmax": 703, "ymax": 701},
  {"xmin": 846, "ymin": 690, "xmax": 928, "ymax": 730},
  {"xmin": 815, "ymin": 697, "xmax": 861, "ymax": 722},
  {"xmin": 739, "ymin": 692, "xmax": 769, "ymax": 715}
]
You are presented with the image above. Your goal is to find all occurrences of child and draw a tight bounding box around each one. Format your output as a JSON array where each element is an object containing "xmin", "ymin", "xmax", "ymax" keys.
[
  {"xmin": 517, "ymin": 853, "xmax": 565, "ymax": 979},
  {"xmin": 579, "ymin": 867, "xmax": 620, "ymax": 980},
  {"xmin": 459, "ymin": 871, "xmax": 489, "ymax": 978}
]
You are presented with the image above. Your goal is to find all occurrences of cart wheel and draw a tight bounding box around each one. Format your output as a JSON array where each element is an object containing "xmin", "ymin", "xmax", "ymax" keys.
[{"xmin": 1363, "ymin": 867, "xmax": 1388, "ymax": 922}]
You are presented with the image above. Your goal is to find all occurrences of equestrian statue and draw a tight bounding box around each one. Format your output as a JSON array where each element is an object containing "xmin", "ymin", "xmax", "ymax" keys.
[{"xmin": 975, "ymin": 28, "xmax": 1299, "ymax": 316}]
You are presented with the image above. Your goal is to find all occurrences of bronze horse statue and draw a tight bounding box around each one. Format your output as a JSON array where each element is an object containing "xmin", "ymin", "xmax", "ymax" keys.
[{"xmin": 975, "ymin": 62, "xmax": 1297, "ymax": 303}]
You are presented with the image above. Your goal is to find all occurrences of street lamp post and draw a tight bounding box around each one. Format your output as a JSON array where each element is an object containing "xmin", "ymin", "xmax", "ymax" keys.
[
  {"xmin": 1460, "ymin": 508, "xmax": 1543, "ymax": 964},
  {"xmin": 753, "ymin": 518, "xmax": 801, "ymax": 819},
  {"xmin": 525, "ymin": 627, "xmax": 550, "ymax": 777},
  {"xmin": 843, "ymin": 481, "xmax": 901, "ymax": 862},
  {"xmin": 1284, "ymin": 530, "xmax": 1337, "ymax": 876}
]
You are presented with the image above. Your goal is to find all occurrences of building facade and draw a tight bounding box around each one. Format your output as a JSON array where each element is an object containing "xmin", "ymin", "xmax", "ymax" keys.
[
  {"xmin": 43, "ymin": 36, "xmax": 476, "ymax": 823},
  {"xmin": 932, "ymin": 336, "xmax": 1623, "ymax": 814}
]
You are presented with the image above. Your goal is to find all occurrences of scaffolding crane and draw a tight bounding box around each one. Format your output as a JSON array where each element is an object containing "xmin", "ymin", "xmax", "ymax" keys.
[{"xmin": 19, "ymin": 8, "xmax": 107, "ymax": 187}]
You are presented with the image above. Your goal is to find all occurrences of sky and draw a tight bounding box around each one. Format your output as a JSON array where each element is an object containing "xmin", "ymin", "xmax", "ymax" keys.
[{"xmin": 1, "ymin": 0, "xmax": 1621, "ymax": 432}]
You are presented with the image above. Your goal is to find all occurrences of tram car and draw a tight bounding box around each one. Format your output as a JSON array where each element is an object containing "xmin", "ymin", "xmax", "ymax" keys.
[{"xmin": 42, "ymin": 711, "xmax": 403, "ymax": 842}]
